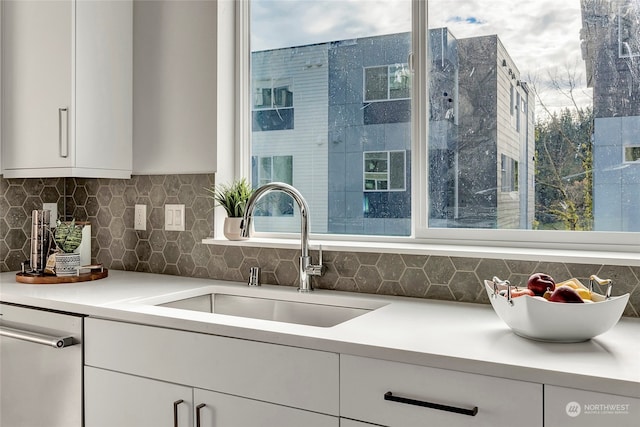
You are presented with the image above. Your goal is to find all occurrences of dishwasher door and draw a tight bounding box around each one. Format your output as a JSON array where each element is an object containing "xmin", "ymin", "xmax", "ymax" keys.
[{"xmin": 0, "ymin": 303, "xmax": 83, "ymax": 427}]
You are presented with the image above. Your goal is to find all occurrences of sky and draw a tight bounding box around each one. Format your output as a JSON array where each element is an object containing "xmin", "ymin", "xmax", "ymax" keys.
[{"xmin": 251, "ymin": 0, "xmax": 592, "ymax": 119}]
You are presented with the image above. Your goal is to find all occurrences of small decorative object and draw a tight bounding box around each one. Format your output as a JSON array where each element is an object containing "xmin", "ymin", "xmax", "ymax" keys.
[
  {"xmin": 53, "ymin": 220, "xmax": 85, "ymax": 276},
  {"xmin": 205, "ymin": 178, "xmax": 254, "ymax": 240}
]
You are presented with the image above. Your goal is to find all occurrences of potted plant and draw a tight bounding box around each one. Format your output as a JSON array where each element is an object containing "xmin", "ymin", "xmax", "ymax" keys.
[
  {"xmin": 205, "ymin": 178, "xmax": 254, "ymax": 240},
  {"xmin": 53, "ymin": 219, "xmax": 85, "ymax": 276}
]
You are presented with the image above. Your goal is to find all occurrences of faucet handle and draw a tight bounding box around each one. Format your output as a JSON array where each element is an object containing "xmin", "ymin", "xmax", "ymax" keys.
[
  {"xmin": 306, "ymin": 245, "xmax": 326, "ymax": 277},
  {"xmin": 318, "ymin": 244, "xmax": 323, "ymax": 266}
]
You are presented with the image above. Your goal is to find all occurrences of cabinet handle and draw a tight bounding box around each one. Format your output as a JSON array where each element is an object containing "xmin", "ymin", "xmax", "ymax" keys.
[
  {"xmin": 384, "ymin": 391, "xmax": 478, "ymax": 417},
  {"xmin": 173, "ymin": 399, "xmax": 184, "ymax": 427},
  {"xmin": 196, "ymin": 403, "xmax": 206, "ymax": 427},
  {"xmin": 0, "ymin": 325, "xmax": 75, "ymax": 348},
  {"xmin": 58, "ymin": 107, "xmax": 69, "ymax": 158}
]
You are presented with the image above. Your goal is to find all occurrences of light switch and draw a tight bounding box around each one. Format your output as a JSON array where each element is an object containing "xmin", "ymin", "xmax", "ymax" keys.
[{"xmin": 165, "ymin": 204, "xmax": 185, "ymax": 231}]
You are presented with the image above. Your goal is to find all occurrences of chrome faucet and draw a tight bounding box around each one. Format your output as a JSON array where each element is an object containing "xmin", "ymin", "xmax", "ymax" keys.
[{"xmin": 240, "ymin": 182, "xmax": 324, "ymax": 292}]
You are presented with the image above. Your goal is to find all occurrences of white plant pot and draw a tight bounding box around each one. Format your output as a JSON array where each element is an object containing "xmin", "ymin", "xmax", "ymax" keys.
[
  {"xmin": 223, "ymin": 217, "xmax": 248, "ymax": 241},
  {"xmin": 55, "ymin": 252, "xmax": 81, "ymax": 276}
]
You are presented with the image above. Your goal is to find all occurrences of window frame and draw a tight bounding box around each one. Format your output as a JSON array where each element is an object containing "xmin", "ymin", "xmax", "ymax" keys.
[
  {"xmin": 618, "ymin": 4, "xmax": 640, "ymax": 58},
  {"xmin": 363, "ymin": 63, "xmax": 412, "ymax": 102},
  {"xmin": 363, "ymin": 150, "xmax": 407, "ymax": 192},
  {"xmin": 214, "ymin": 0, "xmax": 640, "ymax": 255}
]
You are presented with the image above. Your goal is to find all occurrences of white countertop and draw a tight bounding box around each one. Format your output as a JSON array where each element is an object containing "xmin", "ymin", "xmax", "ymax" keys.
[{"xmin": 1, "ymin": 270, "xmax": 639, "ymax": 398}]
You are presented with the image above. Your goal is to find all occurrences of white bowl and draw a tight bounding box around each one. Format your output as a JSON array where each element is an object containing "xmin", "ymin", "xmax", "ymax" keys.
[{"xmin": 484, "ymin": 281, "xmax": 629, "ymax": 342}]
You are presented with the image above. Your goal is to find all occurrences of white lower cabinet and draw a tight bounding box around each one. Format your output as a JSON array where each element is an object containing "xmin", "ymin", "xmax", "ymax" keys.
[
  {"xmin": 340, "ymin": 355, "xmax": 543, "ymax": 427},
  {"xmin": 84, "ymin": 318, "xmax": 340, "ymax": 426},
  {"xmin": 85, "ymin": 367, "xmax": 339, "ymax": 427},
  {"xmin": 544, "ymin": 385, "xmax": 640, "ymax": 427},
  {"xmin": 85, "ymin": 366, "xmax": 193, "ymax": 427},
  {"xmin": 85, "ymin": 366, "xmax": 338, "ymax": 427}
]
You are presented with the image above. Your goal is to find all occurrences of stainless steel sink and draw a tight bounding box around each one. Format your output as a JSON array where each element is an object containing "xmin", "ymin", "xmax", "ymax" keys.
[{"xmin": 157, "ymin": 292, "xmax": 382, "ymax": 327}]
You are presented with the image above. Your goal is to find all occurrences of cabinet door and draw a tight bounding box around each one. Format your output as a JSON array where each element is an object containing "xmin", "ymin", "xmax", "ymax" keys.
[
  {"xmin": 193, "ymin": 388, "xmax": 339, "ymax": 427},
  {"xmin": 85, "ymin": 318, "xmax": 339, "ymax": 415},
  {"xmin": 2, "ymin": 0, "xmax": 72, "ymax": 169},
  {"xmin": 341, "ymin": 355, "xmax": 543, "ymax": 427},
  {"xmin": 85, "ymin": 366, "xmax": 193, "ymax": 427},
  {"xmin": 545, "ymin": 385, "xmax": 640, "ymax": 427}
]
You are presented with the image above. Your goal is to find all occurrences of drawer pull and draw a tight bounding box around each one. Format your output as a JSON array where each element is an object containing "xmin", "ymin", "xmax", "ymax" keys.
[
  {"xmin": 173, "ymin": 399, "xmax": 184, "ymax": 427},
  {"xmin": 196, "ymin": 403, "xmax": 206, "ymax": 427},
  {"xmin": 384, "ymin": 391, "xmax": 478, "ymax": 416}
]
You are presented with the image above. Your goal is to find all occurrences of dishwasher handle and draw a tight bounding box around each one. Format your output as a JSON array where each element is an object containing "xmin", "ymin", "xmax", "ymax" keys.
[{"xmin": 0, "ymin": 325, "xmax": 76, "ymax": 348}]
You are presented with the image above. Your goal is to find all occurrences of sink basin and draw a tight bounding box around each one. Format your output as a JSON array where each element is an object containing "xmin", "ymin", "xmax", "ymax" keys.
[{"xmin": 156, "ymin": 291, "xmax": 383, "ymax": 327}]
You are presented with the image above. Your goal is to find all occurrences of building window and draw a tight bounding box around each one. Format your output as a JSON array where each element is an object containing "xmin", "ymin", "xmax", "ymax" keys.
[
  {"xmin": 364, "ymin": 63, "xmax": 411, "ymax": 102},
  {"xmin": 501, "ymin": 154, "xmax": 518, "ymax": 192},
  {"xmin": 364, "ymin": 151, "xmax": 406, "ymax": 191},
  {"xmin": 251, "ymin": 155, "xmax": 294, "ymax": 216},
  {"xmin": 253, "ymin": 78, "xmax": 293, "ymax": 109},
  {"xmin": 619, "ymin": 4, "xmax": 640, "ymax": 58},
  {"xmin": 252, "ymin": 78, "xmax": 294, "ymax": 131},
  {"xmin": 624, "ymin": 146, "xmax": 640, "ymax": 163}
]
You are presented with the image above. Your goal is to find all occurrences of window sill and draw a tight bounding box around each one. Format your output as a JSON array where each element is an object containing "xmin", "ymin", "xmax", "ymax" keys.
[{"xmin": 202, "ymin": 237, "xmax": 640, "ymax": 267}]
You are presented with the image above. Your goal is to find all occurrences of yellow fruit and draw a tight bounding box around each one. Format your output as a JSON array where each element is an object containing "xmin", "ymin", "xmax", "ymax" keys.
[
  {"xmin": 556, "ymin": 278, "xmax": 587, "ymax": 289},
  {"xmin": 572, "ymin": 287, "xmax": 592, "ymax": 300}
]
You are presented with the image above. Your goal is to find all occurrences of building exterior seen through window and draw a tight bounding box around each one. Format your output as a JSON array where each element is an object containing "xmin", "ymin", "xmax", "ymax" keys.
[{"xmin": 249, "ymin": 0, "xmax": 640, "ymax": 235}]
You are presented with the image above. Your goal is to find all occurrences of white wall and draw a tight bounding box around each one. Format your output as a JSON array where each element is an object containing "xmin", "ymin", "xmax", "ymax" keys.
[{"xmin": 132, "ymin": 0, "xmax": 217, "ymax": 174}]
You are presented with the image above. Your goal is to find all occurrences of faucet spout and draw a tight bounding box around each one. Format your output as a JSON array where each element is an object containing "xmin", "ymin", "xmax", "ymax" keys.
[{"xmin": 241, "ymin": 182, "xmax": 323, "ymax": 292}]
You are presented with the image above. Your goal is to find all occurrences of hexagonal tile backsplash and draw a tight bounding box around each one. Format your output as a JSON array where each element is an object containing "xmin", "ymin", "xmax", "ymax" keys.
[{"xmin": 1, "ymin": 175, "xmax": 638, "ymax": 317}]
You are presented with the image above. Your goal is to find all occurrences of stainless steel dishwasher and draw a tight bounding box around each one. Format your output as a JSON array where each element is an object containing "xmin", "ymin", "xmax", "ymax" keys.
[{"xmin": 0, "ymin": 302, "xmax": 83, "ymax": 427}]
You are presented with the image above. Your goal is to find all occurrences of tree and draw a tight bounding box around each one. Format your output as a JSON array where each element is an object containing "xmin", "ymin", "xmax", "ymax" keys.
[
  {"xmin": 534, "ymin": 108, "xmax": 593, "ymax": 230},
  {"xmin": 530, "ymin": 66, "xmax": 594, "ymax": 231}
]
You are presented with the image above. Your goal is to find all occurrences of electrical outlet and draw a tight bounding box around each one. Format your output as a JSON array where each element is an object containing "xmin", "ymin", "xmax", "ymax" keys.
[
  {"xmin": 165, "ymin": 204, "xmax": 185, "ymax": 231},
  {"xmin": 43, "ymin": 203, "xmax": 58, "ymax": 227},
  {"xmin": 134, "ymin": 204, "xmax": 147, "ymax": 230}
]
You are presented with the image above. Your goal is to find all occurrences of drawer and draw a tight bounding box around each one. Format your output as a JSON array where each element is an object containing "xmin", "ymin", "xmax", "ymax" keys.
[
  {"xmin": 85, "ymin": 318, "xmax": 339, "ymax": 415},
  {"xmin": 545, "ymin": 385, "xmax": 640, "ymax": 427},
  {"xmin": 340, "ymin": 355, "xmax": 542, "ymax": 427}
]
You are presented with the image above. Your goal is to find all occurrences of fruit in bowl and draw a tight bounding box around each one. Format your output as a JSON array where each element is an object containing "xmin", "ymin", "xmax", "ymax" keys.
[
  {"xmin": 527, "ymin": 273, "xmax": 556, "ymax": 296},
  {"xmin": 548, "ymin": 286, "xmax": 584, "ymax": 303}
]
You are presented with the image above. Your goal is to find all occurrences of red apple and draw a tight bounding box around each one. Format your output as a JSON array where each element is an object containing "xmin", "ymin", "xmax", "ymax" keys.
[
  {"xmin": 527, "ymin": 273, "xmax": 556, "ymax": 296},
  {"xmin": 549, "ymin": 286, "xmax": 584, "ymax": 303}
]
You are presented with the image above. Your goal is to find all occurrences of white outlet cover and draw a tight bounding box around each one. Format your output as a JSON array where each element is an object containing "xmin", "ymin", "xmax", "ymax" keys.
[{"xmin": 134, "ymin": 204, "xmax": 147, "ymax": 230}]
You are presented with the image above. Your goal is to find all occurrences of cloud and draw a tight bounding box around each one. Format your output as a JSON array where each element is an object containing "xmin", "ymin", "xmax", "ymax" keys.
[
  {"xmin": 253, "ymin": 0, "xmax": 591, "ymax": 116},
  {"xmin": 447, "ymin": 16, "xmax": 485, "ymax": 25}
]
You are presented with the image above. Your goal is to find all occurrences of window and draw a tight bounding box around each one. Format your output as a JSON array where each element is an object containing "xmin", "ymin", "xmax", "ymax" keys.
[
  {"xmin": 253, "ymin": 78, "xmax": 293, "ymax": 110},
  {"xmin": 501, "ymin": 154, "xmax": 518, "ymax": 192},
  {"xmin": 252, "ymin": 77, "xmax": 294, "ymax": 131},
  {"xmin": 364, "ymin": 151, "xmax": 406, "ymax": 191},
  {"xmin": 624, "ymin": 146, "xmax": 640, "ymax": 163},
  {"xmin": 619, "ymin": 3, "xmax": 640, "ymax": 58},
  {"xmin": 240, "ymin": 0, "xmax": 639, "ymax": 248},
  {"xmin": 364, "ymin": 63, "xmax": 411, "ymax": 102}
]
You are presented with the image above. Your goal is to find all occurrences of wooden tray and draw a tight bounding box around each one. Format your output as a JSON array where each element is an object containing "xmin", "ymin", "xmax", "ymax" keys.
[{"xmin": 16, "ymin": 268, "xmax": 108, "ymax": 285}]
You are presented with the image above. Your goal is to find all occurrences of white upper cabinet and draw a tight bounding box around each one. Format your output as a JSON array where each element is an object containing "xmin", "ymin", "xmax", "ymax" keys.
[
  {"xmin": 132, "ymin": 0, "xmax": 217, "ymax": 175},
  {"xmin": 1, "ymin": 0, "xmax": 132, "ymax": 178}
]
